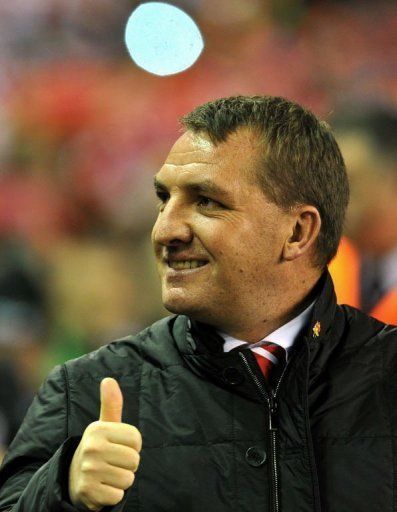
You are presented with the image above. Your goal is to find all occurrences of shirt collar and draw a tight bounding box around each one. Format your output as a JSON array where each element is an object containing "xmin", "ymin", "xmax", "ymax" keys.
[
  {"xmin": 221, "ymin": 300, "xmax": 315, "ymax": 354},
  {"xmin": 185, "ymin": 271, "xmax": 337, "ymax": 357}
]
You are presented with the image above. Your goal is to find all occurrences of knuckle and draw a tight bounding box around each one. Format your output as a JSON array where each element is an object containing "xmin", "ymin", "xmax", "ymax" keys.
[
  {"xmin": 122, "ymin": 471, "xmax": 135, "ymax": 490},
  {"xmin": 130, "ymin": 427, "xmax": 143, "ymax": 451},
  {"xmin": 81, "ymin": 460, "xmax": 95, "ymax": 474},
  {"xmin": 106, "ymin": 488, "xmax": 125, "ymax": 506},
  {"xmin": 88, "ymin": 421, "xmax": 108, "ymax": 437},
  {"xmin": 131, "ymin": 452, "xmax": 140, "ymax": 471},
  {"xmin": 83, "ymin": 441, "xmax": 96, "ymax": 454},
  {"xmin": 90, "ymin": 439, "xmax": 107, "ymax": 455},
  {"xmin": 78, "ymin": 480, "xmax": 92, "ymax": 499},
  {"xmin": 86, "ymin": 421, "xmax": 101, "ymax": 434}
]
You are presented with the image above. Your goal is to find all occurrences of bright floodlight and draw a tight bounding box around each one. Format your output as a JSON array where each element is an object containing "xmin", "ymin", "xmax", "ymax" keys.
[{"xmin": 125, "ymin": 2, "xmax": 204, "ymax": 76}]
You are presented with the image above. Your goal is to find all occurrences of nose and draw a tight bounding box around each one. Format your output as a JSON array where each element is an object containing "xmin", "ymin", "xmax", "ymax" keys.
[{"xmin": 152, "ymin": 198, "xmax": 193, "ymax": 247}]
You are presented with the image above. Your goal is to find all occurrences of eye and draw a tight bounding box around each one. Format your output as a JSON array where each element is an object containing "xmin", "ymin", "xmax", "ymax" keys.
[
  {"xmin": 155, "ymin": 190, "xmax": 169, "ymax": 210},
  {"xmin": 197, "ymin": 196, "xmax": 223, "ymax": 209}
]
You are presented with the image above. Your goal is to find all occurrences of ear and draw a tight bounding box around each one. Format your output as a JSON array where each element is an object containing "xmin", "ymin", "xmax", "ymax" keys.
[{"xmin": 282, "ymin": 206, "xmax": 321, "ymax": 262}]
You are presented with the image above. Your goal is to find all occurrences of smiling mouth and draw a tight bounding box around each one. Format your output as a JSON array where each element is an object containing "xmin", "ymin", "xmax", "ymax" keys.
[{"xmin": 167, "ymin": 260, "xmax": 208, "ymax": 270}]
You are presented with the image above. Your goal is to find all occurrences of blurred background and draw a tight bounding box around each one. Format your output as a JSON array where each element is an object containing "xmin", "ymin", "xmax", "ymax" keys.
[{"xmin": 0, "ymin": 0, "xmax": 396, "ymax": 457}]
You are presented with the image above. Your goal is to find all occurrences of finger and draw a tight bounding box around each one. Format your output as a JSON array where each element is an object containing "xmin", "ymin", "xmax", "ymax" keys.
[
  {"xmin": 93, "ymin": 484, "xmax": 125, "ymax": 507},
  {"xmin": 104, "ymin": 423, "xmax": 142, "ymax": 452},
  {"xmin": 103, "ymin": 444, "xmax": 140, "ymax": 471},
  {"xmin": 101, "ymin": 465, "xmax": 135, "ymax": 491},
  {"xmin": 100, "ymin": 378, "xmax": 123, "ymax": 423},
  {"xmin": 87, "ymin": 421, "xmax": 142, "ymax": 451}
]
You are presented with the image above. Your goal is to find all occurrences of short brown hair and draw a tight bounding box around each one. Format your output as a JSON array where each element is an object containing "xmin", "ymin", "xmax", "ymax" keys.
[{"xmin": 180, "ymin": 95, "xmax": 349, "ymax": 268}]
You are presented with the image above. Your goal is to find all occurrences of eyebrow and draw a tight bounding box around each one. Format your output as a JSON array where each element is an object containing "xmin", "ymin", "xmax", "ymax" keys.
[{"xmin": 153, "ymin": 176, "xmax": 232, "ymax": 200}]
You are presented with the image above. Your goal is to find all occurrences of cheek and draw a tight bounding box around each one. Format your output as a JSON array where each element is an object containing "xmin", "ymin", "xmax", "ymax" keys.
[{"xmin": 215, "ymin": 245, "xmax": 257, "ymax": 280}]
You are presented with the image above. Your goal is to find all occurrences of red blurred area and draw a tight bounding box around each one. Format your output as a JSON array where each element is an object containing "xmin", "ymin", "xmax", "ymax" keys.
[{"xmin": 0, "ymin": 0, "xmax": 396, "ymax": 454}]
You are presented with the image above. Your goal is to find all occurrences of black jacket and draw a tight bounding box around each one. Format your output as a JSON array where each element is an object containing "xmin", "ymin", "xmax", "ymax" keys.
[{"xmin": 0, "ymin": 273, "xmax": 396, "ymax": 512}]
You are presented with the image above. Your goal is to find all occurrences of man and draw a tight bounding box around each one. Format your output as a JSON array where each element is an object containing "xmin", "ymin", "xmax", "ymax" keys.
[
  {"xmin": 0, "ymin": 95, "xmax": 396, "ymax": 512},
  {"xmin": 329, "ymin": 108, "xmax": 397, "ymax": 324}
]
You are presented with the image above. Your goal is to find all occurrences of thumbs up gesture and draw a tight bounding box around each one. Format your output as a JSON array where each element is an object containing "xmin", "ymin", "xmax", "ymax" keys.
[{"xmin": 68, "ymin": 378, "xmax": 142, "ymax": 511}]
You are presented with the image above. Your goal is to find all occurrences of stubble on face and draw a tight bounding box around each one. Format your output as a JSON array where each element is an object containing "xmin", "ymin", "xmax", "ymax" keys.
[{"xmin": 152, "ymin": 129, "xmax": 298, "ymax": 339}]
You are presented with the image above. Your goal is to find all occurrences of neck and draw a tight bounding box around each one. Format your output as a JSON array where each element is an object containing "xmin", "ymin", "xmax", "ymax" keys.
[{"xmin": 214, "ymin": 269, "xmax": 322, "ymax": 343}]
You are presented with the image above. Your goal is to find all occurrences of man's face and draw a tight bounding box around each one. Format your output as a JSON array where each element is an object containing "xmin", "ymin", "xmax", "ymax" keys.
[{"xmin": 151, "ymin": 129, "xmax": 295, "ymax": 333}]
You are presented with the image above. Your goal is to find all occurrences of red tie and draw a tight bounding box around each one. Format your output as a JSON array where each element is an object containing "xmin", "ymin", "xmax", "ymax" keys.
[{"xmin": 252, "ymin": 342, "xmax": 286, "ymax": 381}]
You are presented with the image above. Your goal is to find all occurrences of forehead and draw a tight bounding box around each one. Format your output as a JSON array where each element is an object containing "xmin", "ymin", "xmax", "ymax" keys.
[{"xmin": 156, "ymin": 128, "xmax": 261, "ymax": 186}]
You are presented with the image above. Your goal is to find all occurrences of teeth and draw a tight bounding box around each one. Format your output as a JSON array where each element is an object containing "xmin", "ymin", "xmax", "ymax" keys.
[{"xmin": 169, "ymin": 260, "xmax": 207, "ymax": 270}]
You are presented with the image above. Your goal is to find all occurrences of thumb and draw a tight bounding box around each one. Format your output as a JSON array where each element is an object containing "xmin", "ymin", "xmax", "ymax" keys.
[{"xmin": 99, "ymin": 377, "xmax": 123, "ymax": 422}]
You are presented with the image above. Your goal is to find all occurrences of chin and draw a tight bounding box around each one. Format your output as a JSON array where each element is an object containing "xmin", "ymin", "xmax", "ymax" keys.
[
  {"xmin": 162, "ymin": 291, "xmax": 206, "ymax": 319},
  {"xmin": 163, "ymin": 298, "xmax": 196, "ymax": 316},
  {"xmin": 163, "ymin": 299, "xmax": 222, "ymax": 330}
]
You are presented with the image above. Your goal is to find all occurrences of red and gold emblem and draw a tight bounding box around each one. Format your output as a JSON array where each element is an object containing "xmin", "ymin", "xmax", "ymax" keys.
[{"xmin": 312, "ymin": 321, "xmax": 321, "ymax": 337}]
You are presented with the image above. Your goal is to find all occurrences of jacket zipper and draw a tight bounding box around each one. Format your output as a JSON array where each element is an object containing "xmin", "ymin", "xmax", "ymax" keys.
[{"xmin": 239, "ymin": 352, "xmax": 288, "ymax": 512}]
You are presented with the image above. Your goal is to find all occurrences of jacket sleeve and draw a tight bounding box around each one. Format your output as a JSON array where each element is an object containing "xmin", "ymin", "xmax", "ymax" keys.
[
  {"xmin": 0, "ymin": 364, "xmax": 83, "ymax": 511},
  {"xmin": 0, "ymin": 363, "xmax": 131, "ymax": 512}
]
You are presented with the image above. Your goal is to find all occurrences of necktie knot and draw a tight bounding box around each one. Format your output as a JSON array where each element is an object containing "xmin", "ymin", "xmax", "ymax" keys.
[
  {"xmin": 252, "ymin": 342, "xmax": 286, "ymax": 382},
  {"xmin": 227, "ymin": 340, "xmax": 287, "ymax": 384}
]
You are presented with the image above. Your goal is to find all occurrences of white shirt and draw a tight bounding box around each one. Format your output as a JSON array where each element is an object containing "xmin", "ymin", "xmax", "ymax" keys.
[{"xmin": 220, "ymin": 301, "xmax": 315, "ymax": 363}]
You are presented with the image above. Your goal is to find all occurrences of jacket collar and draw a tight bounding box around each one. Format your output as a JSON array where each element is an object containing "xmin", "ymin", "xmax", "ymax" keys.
[
  {"xmin": 179, "ymin": 270, "xmax": 338, "ymax": 352},
  {"xmin": 171, "ymin": 270, "xmax": 338, "ymax": 400},
  {"xmin": 304, "ymin": 271, "xmax": 338, "ymax": 342}
]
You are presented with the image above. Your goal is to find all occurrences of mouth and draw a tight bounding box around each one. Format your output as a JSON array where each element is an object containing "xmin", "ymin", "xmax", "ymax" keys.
[{"xmin": 167, "ymin": 259, "xmax": 208, "ymax": 270}]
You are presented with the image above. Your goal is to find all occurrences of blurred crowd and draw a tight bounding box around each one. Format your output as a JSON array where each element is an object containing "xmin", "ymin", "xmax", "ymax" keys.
[{"xmin": 0, "ymin": 0, "xmax": 396, "ymax": 458}]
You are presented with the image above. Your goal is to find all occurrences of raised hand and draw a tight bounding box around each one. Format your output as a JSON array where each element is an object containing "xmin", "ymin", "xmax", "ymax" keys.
[{"xmin": 68, "ymin": 378, "xmax": 142, "ymax": 511}]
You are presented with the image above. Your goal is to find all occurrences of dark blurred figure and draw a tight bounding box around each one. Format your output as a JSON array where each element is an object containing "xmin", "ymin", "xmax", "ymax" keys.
[
  {"xmin": 0, "ymin": 361, "xmax": 27, "ymax": 462},
  {"xmin": 330, "ymin": 107, "xmax": 397, "ymax": 323},
  {"xmin": 0, "ymin": 239, "xmax": 48, "ymax": 461}
]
